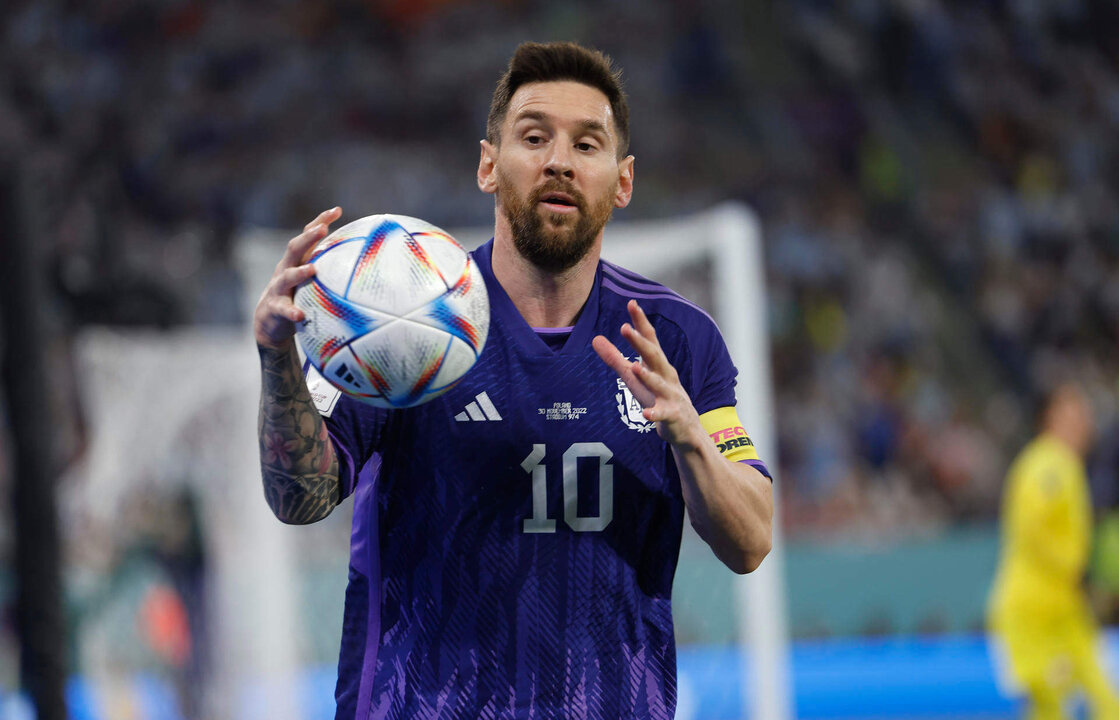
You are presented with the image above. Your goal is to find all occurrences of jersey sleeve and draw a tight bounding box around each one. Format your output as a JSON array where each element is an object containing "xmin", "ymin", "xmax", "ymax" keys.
[
  {"xmin": 685, "ymin": 314, "xmax": 739, "ymax": 415},
  {"xmin": 682, "ymin": 315, "xmax": 772, "ymax": 480},
  {"xmin": 303, "ymin": 361, "xmax": 391, "ymax": 500}
]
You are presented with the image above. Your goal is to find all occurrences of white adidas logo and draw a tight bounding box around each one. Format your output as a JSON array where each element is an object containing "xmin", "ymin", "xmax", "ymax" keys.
[{"xmin": 454, "ymin": 392, "xmax": 503, "ymax": 422}]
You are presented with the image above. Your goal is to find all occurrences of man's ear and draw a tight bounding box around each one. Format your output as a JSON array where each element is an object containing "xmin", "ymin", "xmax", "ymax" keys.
[
  {"xmin": 478, "ymin": 139, "xmax": 498, "ymax": 194},
  {"xmin": 614, "ymin": 155, "xmax": 635, "ymax": 208}
]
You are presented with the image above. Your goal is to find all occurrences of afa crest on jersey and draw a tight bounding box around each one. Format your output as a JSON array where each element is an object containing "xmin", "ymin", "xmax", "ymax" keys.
[{"xmin": 615, "ymin": 377, "xmax": 655, "ymax": 433}]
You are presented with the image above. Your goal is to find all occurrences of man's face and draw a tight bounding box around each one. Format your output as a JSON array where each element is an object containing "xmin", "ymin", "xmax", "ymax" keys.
[
  {"xmin": 479, "ymin": 81, "xmax": 634, "ymax": 272},
  {"xmin": 1050, "ymin": 384, "xmax": 1097, "ymax": 454},
  {"xmin": 1068, "ymin": 387, "xmax": 1097, "ymax": 450}
]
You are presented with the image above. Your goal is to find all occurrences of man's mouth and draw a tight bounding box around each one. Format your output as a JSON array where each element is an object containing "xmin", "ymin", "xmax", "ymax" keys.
[{"xmin": 538, "ymin": 191, "xmax": 579, "ymax": 213}]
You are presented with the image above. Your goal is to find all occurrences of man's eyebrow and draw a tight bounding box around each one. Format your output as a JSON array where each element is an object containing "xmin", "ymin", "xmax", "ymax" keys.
[
  {"xmin": 575, "ymin": 118, "xmax": 609, "ymax": 136},
  {"xmin": 513, "ymin": 110, "xmax": 549, "ymax": 124},
  {"xmin": 512, "ymin": 111, "xmax": 610, "ymax": 136}
]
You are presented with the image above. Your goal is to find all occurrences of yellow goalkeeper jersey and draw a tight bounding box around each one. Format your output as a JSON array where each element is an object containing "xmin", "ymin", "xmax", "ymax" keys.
[{"xmin": 989, "ymin": 434, "xmax": 1093, "ymax": 625}]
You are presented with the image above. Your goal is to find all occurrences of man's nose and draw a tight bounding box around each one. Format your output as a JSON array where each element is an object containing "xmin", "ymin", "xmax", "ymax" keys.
[{"xmin": 544, "ymin": 144, "xmax": 574, "ymax": 179}]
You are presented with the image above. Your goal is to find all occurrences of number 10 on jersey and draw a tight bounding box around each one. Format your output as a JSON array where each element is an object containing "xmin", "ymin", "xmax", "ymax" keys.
[{"xmin": 521, "ymin": 443, "xmax": 614, "ymax": 533}]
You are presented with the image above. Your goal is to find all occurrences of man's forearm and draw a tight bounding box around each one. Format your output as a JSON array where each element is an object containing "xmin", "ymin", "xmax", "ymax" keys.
[
  {"xmin": 672, "ymin": 429, "xmax": 773, "ymax": 574},
  {"xmin": 258, "ymin": 342, "xmax": 340, "ymax": 524}
]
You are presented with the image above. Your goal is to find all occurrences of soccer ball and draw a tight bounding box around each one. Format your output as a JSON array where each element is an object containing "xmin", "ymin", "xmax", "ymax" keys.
[{"xmin": 294, "ymin": 214, "xmax": 489, "ymax": 408}]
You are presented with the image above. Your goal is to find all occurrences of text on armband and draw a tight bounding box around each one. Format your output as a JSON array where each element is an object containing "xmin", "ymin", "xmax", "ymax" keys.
[{"xmin": 709, "ymin": 426, "xmax": 754, "ymax": 455}]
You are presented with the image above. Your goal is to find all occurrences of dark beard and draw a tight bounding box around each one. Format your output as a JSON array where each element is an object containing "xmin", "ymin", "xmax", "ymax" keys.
[{"xmin": 499, "ymin": 176, "xmax": 616, "ymax": 273}]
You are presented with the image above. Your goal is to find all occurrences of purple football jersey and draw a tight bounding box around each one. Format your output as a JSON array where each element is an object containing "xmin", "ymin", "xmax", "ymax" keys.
[{"xmin": 311, "ymin": 239, "xmax": 762, "ymax": 720}]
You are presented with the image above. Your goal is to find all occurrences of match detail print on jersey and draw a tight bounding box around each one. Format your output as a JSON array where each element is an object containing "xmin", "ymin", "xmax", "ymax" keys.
[
  {"xmin": 305, "ymin": 363, "xmax": 343, "ymax": 418},
  {"xmin": 699, "ymin": 406, "xmax": 760, "ymax": 462}
]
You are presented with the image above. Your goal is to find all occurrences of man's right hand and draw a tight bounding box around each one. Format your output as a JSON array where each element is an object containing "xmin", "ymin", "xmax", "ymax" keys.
[
  {"xmin": 253, "ymin": 207, "xmax": 343, "ymax": 350},
  {"xmin": 256, "ymin": 207, "xmax": 344, "ymax": 525}
]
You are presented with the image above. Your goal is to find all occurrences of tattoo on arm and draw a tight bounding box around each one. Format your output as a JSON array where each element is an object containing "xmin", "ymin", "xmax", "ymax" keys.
[{"xmin": 258, "ymin": 345, "xmax": 341, "ymax": 524}]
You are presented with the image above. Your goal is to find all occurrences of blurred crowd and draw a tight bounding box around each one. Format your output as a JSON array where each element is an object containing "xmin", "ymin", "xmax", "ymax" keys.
[
  {"xmin": 4, "ymin": 0, "xmax": 1119, "ymax": 540},
  {"xmin": 763, "ymin": 0, "xmax": 1119, "ymax": 535}
]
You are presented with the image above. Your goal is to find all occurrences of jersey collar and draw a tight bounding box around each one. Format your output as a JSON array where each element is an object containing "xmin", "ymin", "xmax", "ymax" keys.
[{"xmin": 472, "ymin": 239, "xmax": 602, "ymax": 356}]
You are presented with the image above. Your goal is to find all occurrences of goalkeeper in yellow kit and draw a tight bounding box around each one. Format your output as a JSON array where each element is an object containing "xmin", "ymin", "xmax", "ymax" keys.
[{"xmin": 989, "ymin": 384, "xmax": 1119, "ymax": 719}]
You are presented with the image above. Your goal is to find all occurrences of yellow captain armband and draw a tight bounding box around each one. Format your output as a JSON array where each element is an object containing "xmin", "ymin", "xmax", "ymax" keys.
[{"xmin": 699, "ymin": 406, "xmax": 760, "ymax": 462}]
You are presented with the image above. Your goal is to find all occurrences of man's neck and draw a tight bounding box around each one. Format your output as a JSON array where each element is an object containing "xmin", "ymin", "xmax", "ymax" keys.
[
  {"xmin": 490, "ymin": 232, "xmax": 601, "ymax": 328},
  {"xmin": 1042, "ymin": 428, "xmax": 1088, "ymax": 459}
]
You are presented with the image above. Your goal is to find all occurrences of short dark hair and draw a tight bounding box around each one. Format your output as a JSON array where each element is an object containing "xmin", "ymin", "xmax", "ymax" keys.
[{"xmin": 486, "ymin": 42, "xmax": 630, "ymax": 157}]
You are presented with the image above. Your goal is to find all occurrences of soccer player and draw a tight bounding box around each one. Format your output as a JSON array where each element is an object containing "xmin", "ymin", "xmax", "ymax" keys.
[
  {"xmin": 988, "ymin": 383, "xmax": 1119, "ymax": 720},
  {"xmin": 253, "ymin": 42, "xmax": 773, "ymax": 719}
]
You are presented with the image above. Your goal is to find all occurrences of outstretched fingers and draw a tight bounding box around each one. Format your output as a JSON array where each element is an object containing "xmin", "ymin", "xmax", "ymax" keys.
[
  {"xmin": 628, "ymin": 298, "xmax": 658, "ymax": 338},
  {"xmin": 304, "ymin": 206, "xmax": 343, "ymax": 234},
  {"xmin": 591, "ymin": 334, "xmax": 628, "ymax": 376},
  {"xmin": 630, "ymin": 353, "xmax": 677, "ymax": 420},
  {"xmin": 592, "ymin": 335, "xmax": 655, "ymax": 408},
  {"xmin": 255, "ymin": 207, "xmax": 342, "ymax": 349},
  {"xmin": 280, "ymin": 207, "xmax": 342, "ymax": 269},
  {"xmin": 594, "ymin": 301, "xmax": 694, "ymax": 435},
  {"xmin": 631, "ymin": 359, "xmax": 672, "ymax": 394},
  {"xmin": 620, "ymin": 301, "xmax": 676, "ymax": 378}
]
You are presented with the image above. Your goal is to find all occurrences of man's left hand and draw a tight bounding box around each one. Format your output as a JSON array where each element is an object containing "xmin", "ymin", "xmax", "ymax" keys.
[{"xmin": 592, "ymin": 299, "xmax": 703, "ymax": 448}]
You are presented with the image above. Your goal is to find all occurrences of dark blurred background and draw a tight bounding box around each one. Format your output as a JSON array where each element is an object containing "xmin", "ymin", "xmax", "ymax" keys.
[
  {"xmin": 9, "ymin": 0, "xmax": 1119, "ymax": 531},
  {"xmin": 3, "ymin": 0, "xmax": 1119, "ymax": 716}
]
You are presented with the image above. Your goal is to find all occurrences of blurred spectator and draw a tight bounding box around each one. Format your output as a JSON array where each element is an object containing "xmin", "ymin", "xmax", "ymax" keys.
[
  {"xmin": 988, "ymin": 384, "xmax": 1119, "ymax": 719},
  {"xmin": 66, "ymin": 485, "xmax": 210, "ymax": 717}
]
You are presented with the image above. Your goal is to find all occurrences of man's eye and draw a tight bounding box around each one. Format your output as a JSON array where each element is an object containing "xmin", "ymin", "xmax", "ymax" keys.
[
  {"xmin": 576, "ymin": 142, "xmax": 596, "ymax": 152},
  {"xmin": 525, "ymin": 135, "xmax": 544, "ymax": 145}
]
